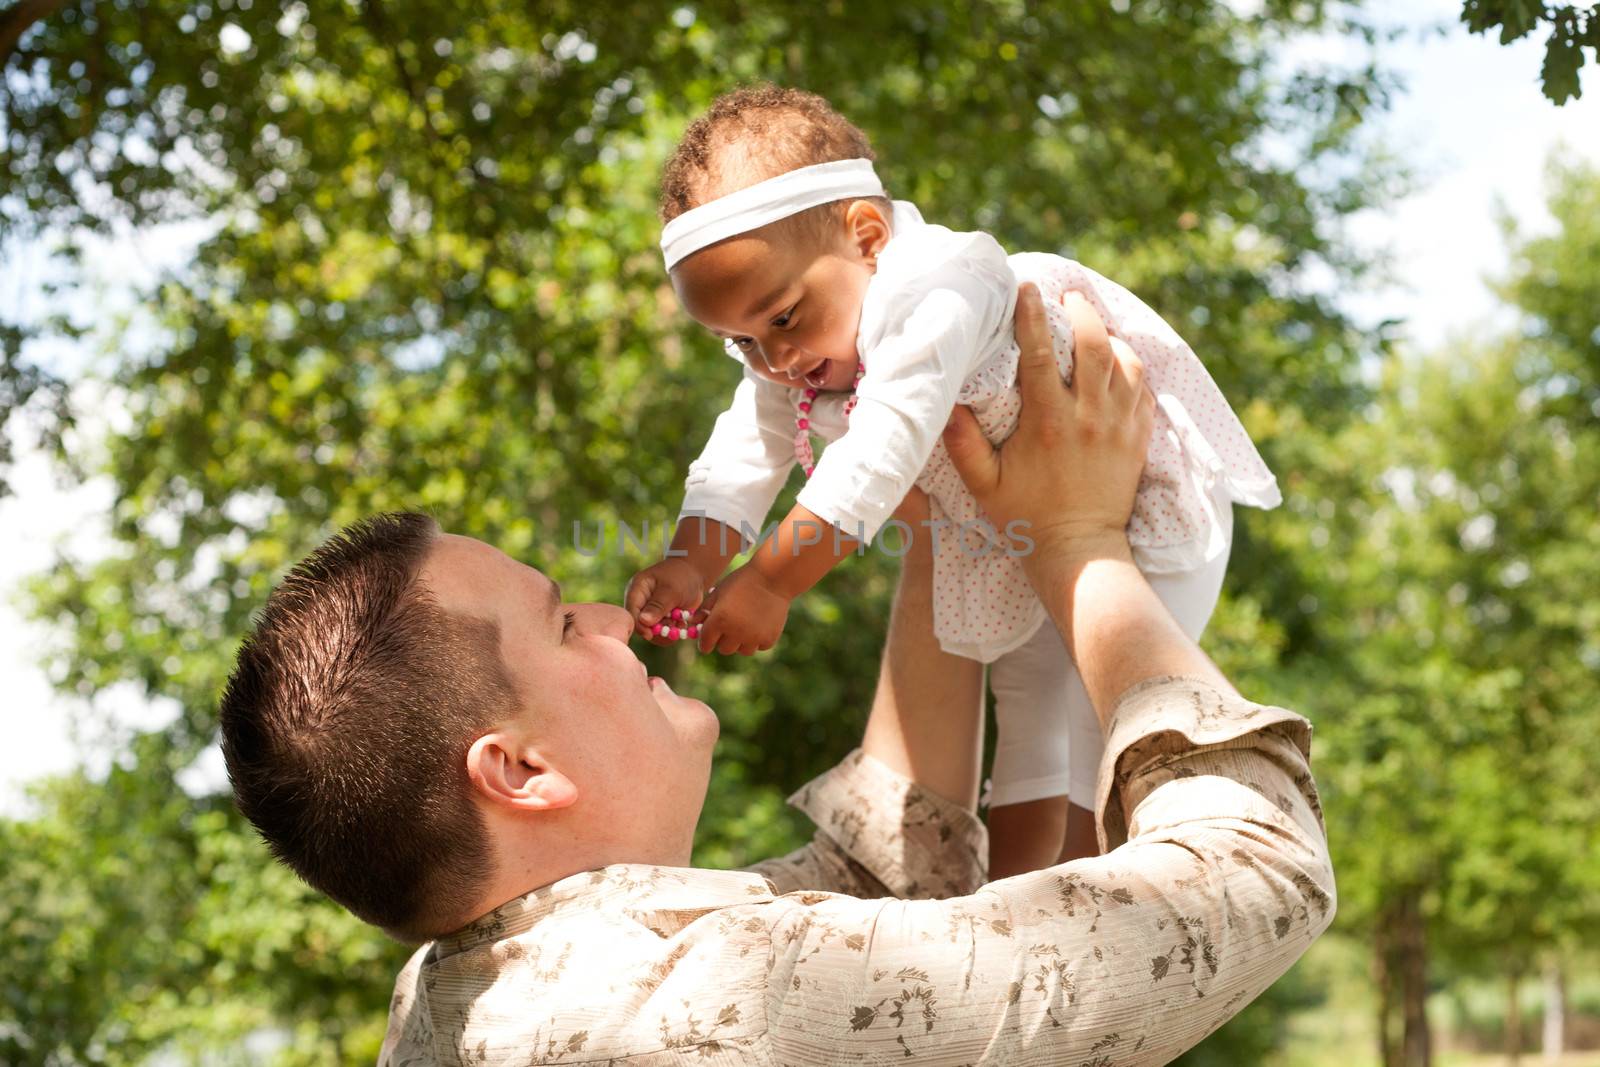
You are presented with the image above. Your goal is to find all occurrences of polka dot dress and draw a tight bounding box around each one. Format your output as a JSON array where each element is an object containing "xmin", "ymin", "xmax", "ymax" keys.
[{"xmin": 809, "ymin": 254, "xmax": 1282, "ymax": 663}]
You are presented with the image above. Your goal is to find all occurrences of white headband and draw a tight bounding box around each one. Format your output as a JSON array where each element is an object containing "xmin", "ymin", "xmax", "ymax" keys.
[{"xmin": 660, "ymin": 158, "xmax": 885, "ymax": 270}]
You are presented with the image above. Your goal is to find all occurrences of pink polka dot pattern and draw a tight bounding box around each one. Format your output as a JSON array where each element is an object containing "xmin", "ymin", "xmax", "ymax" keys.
[{"xmin": 909, "ymin": 254, "xmax": 1283, "ymax": 663}]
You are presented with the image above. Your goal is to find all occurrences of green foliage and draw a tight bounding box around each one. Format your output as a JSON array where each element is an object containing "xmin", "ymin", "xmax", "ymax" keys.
[
  {"xmin": 1460, "ymin": 0, "xmax": 1600, "ymax": 103},
  {"xmin": 1174, "ymin": 958, "xmax": 1328, "ymax": 1067},
  {"xmin": 0, "ymin": 1, "xmax": 1417, "ymax": 1063},
  {"xmin": 0, "ymin": 733, "xmax": 405, "ymax": 1065},
  {"xmin": 1268, "ymin": 158, "xmax": 1600, "ymax": 1064}
]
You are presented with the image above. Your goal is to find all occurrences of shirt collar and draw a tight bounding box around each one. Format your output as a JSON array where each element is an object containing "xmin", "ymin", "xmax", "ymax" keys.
[
  {"xmin": 889, "ymin": 198, "xmax": 925, "ymax": 232},
  {"xmin": 435, "ymin": 863, "xmax": 777, "ymax": 958}
]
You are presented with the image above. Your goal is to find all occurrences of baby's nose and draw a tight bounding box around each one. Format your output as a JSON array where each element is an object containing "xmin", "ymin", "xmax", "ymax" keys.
[{"xmin": 767, "ymin": 345, "xmax": 800, "ymax": 374}]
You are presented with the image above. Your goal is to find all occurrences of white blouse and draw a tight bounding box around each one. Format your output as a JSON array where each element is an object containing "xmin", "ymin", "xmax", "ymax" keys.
[
  {"xmin": 679, "ymin": 201, "xmax": 1280, "ymax": 661},
  {"xmin": 681, "ymin": 202, "xmax": 1016, "ymax": 540}
]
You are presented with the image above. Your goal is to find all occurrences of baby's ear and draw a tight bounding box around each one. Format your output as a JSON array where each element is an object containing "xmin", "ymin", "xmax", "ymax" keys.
[{"xmin": 844, "ymin": 199, "xmax": 891, "ymax": 262}]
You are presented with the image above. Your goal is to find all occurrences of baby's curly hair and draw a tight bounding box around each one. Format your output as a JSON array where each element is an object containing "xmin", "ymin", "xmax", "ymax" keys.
[{"xmin": 660, "ymin": 85, "xmax": 891, "ymax": 249}]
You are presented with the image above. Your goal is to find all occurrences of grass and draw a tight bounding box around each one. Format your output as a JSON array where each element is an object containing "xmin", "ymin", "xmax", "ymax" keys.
[
  {"xmin": 1269, "ymin": 937, "xmax": 1600, "ymax": 1067},
  {"xmin": 1284, "ymin": 1048, "xmax": 1600, "ymax": 1067}
]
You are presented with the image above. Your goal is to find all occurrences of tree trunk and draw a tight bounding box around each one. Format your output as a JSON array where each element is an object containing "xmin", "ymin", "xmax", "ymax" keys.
[
  {"xmin": 1375, "ymin": 890, "xmax": 1431, "ymax": 1067},
  {"xmin": 1375, "ymin": 913, "xmax": 1399, "ymax": 1067},
  {"xmin": 1507, "ymin": 969, "xmax": 1523, "ymax": 1066},
  {"xmin": 1397, "ymin": 891, "xmax": 1430, "ymax": 1067},
  {"xmin": 1542, "ymin": 963, "xmax": 1565, "ymax": 1060}
]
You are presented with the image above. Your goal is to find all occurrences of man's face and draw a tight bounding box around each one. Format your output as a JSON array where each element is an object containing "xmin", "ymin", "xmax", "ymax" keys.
[{"xmin": 420, "ymin": 534, "xmax": 720, "ymax": 863}]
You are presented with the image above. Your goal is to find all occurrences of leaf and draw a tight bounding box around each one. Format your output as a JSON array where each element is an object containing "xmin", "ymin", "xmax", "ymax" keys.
[
  {"xmin": 849, "ymin": 1004, "xmax": 880, "ymax": 1032},
  {"xmin": 1541, "ymin": 29, "xmax": 1585, "ymax": 104}
]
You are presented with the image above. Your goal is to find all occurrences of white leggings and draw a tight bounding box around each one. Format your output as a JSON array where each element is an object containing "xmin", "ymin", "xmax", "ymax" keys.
[{"xmin": 985, "ymin": 520, "xmax": 1234, "ymax": 810}]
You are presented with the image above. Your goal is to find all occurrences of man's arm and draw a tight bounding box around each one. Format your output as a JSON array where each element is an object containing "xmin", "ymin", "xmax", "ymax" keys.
[
  {"xmin": 743, "ymin": 489, "xmax": 987, "ymax": 899},
  {"xmin": 758, "ymin": 286, "xmax": 1332, "ymax": 1064},
  {"xmin": 763, "ymin": 677, "xmax": 1329, "ymax": 1066}
]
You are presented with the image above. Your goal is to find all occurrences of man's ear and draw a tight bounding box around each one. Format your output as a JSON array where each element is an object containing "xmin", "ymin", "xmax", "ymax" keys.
[
  {"xmin": 466, "ymin": 733, "xmax": 578, "ymax": 812},
  {"xmin": 844, "ymin": 200, "xmax": 891, "ymax": 265}
]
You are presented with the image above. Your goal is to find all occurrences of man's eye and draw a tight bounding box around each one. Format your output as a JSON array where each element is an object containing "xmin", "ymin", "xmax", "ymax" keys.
[{"xmin": 562, "ymin": 610, "xmax": 577, "ymax": 638}]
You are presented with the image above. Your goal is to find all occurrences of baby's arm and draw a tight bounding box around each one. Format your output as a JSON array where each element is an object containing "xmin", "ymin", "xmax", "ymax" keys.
[
  {"xmin": 798, "ymin": 241, "xmax": 1016, "ymax": 544},
  {"xmin": 694, "ymin": 502, "xmax": 861, "ymax": 655},
  {"xmin": 626, "ymin": 368, "xmax": 796, "ymax": 640},
  {"xmin": 751, "ymin": 502, "xmax": 862, "ymax": 596},
  {"xmin": 626, "ymin": 516, "xmax": 743, "ymax": 640},
  {"xmin": 699, "ymin": 243, "xmax": 1017, "ymax": 654}
]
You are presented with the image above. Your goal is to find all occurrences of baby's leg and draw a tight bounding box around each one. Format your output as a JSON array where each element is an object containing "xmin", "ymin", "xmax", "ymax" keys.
[
  {"xmin": 1142, "ymin": 538, "xmax": 1231, "ymax": 639},
  {"xmin": 986, "ymin": 623, "xmax": 1099, "ymax": 878},
  {"xmin": 987, "ymin": 505, "xmax": 1235, "ymax": 877}
]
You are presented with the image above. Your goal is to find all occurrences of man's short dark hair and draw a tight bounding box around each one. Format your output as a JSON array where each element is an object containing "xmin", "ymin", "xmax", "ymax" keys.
[
  {"xmin": 219, "ymin": 512, "xmax": 515, "ymax": 942},
  {"xmin": 659, "ymin": 83, "xmax": 892, "ymax": 248}
]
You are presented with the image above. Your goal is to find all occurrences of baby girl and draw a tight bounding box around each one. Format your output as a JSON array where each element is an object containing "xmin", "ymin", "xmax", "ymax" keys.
[{"xmin": 625, "ymin": 86, "xmax": 1280, "ymax": 875}]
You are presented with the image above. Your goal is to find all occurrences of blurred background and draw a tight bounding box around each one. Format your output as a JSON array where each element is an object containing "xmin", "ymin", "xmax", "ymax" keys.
[{"xmin": 2, "ymin": 1, "xmax": 1597, "ymax": 1064}]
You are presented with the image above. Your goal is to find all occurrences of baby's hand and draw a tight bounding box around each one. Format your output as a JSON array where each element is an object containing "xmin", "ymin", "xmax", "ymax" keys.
[
  {"xmin": 625, "ymin": 557, "xmax": 706, "ymax": 643},
  {"xmin": 697, "ymin": 564, "xmax": 791, "ymax": 655}
]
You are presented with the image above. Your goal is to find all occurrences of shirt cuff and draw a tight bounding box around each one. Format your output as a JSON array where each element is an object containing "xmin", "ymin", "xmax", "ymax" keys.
[
  {"xmin": 1094, "ymin": 676, "xmax": 1317, "ymax": 853},
  {"xmin": 787, "ymin": 749, "xmax": 988, "ymax": 899},
  {"xmin": 795, "ymin": 443, "xmax": 909, "ymax": 543}
]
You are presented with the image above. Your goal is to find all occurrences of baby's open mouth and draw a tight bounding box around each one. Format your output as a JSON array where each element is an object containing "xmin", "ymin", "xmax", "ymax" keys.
[{"xmin": 802, "ymin": 363, "xmax": 830, "ymax": 388}]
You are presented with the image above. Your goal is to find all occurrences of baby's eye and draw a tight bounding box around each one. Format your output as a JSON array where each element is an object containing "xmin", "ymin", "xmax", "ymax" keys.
[
  {"xmin": 772, "ymin": 305, "xmax": 797, "ymax": 328},
  {"xmin": 733, "ymin": 337, "xmax": 755, "ymax": 350}
]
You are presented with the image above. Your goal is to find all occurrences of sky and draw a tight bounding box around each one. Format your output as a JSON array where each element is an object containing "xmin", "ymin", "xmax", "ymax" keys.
[
  {"xmin": 1340, "ymin": 3, "xmax": 1600, "ymax": 351},
  {"xmin": 2, "ymin": 0, "xmax": 1598, "ymax": 814}
]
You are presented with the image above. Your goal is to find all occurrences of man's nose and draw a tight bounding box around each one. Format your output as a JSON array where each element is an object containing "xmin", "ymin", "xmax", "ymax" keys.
[{"xmin": 574, "ymin": 602, "xmax": 633, "ymax": 642}]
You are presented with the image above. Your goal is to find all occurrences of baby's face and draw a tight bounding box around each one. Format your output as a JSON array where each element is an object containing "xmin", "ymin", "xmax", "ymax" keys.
[{"xmin": 671, "ymin": 221, "xmax": 875, "ymax": 393}]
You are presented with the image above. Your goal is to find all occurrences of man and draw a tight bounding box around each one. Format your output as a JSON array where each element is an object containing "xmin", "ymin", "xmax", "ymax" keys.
[{"xmin": 220, "ymin": 287, "xmax": 1333, "ymax": 1065}]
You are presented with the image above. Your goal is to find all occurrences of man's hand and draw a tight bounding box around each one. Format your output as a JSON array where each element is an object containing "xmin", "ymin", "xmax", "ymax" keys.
[
  {"xmin": 947, "ymin": 282, "xmax": 1230, "ymax": 722},
  {"xmin": 696, "ymin": 562, "xmax": 792, "ymax": 655},
  {"xmin": 943, "ymin": 284, "xmax": 1154, "ymax": 584}
]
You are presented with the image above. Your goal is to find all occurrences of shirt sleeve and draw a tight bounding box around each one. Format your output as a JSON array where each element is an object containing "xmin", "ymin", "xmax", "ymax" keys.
[
  {"xmin": 679, "ymin": 364, "xmax": 797, "ymax": 547},
  {"xmin": 761, "ymin": 678, "xmax": 1335, "ymax": 1066},
  {"xmin": 377, "ymin": 944, "xmax": 438, "ymax": 1067},
  {"xmin": 743, "ymin": 748, "xmax": 988, "ymax": 902},
  {"xmin": 797, "ymin": 239, "xmax": 1015, "ymax": 541}
]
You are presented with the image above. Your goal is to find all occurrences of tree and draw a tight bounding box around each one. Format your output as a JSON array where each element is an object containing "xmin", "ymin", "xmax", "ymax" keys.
[
  {"xmin": 1460, "ymin": 1, "xmax": 1600, "ymax": 103},
  {"xmin": 2, "ymin": 2, "xmax": 1400, "ymax": 1062},
  {"xmin": 0, "ymin": 738, "xmax": 401, "ymax": 1066},
  {"xmin": 1269, "ymin": 156, "xmax": 1600, "ymax": 1067}
]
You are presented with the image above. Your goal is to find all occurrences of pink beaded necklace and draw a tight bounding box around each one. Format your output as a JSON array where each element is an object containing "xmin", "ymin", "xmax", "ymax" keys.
[
  {"xmin": 650, "ymin": 359, "xmax": 867, "ymax": 645},
  {"xmin": 795, "ymin": 358, "xmax": 867, "ymax": 477},
  {"xmin": 650, "ymin": 608, "xmax": 700, "ymax": 642}
]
